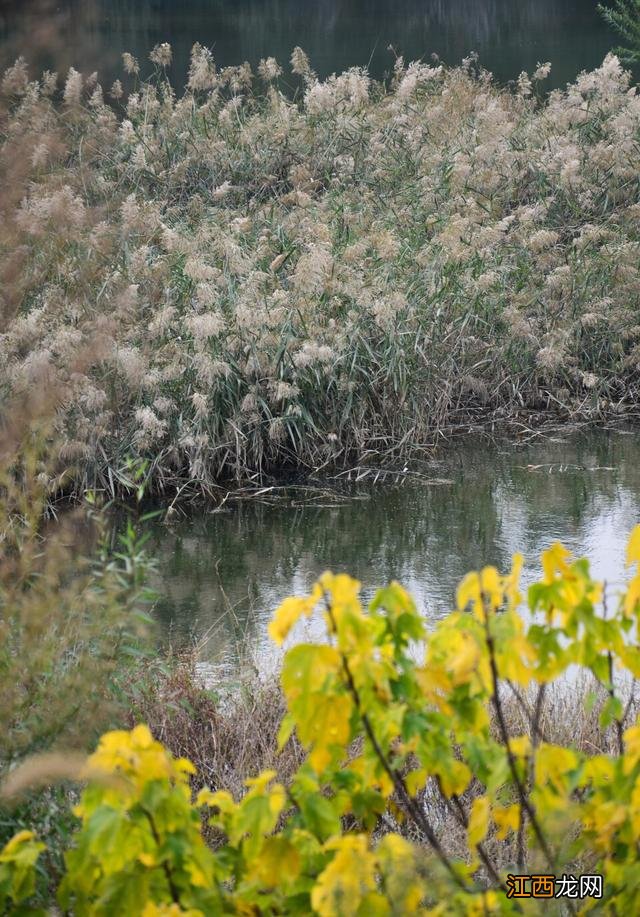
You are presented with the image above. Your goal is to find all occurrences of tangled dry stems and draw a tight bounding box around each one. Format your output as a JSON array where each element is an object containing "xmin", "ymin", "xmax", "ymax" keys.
[{"xmin": 124, "ymin": 659, "xmax": 304, "ymax": 800}]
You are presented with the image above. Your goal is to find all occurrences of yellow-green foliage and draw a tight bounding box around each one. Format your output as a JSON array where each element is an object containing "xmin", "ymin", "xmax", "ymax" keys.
[{"xmin": 4, "ymin": 531, "xmax": 640, "ymax": 913}]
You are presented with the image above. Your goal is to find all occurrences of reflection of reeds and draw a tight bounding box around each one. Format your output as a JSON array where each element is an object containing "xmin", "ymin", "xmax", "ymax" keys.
[
  {"xmin": 2, "ymin": 47, "xmax": 640, "ymax": 500},
  {"xmin": 146, "ymin": 431, "xmax": 640, "ymax": 657},
  {"xmin": 0, "ymin": 0, "xmax": 611, "ymax": 105},
  {"xmin": 1, "ymin": 0, "xmax": 591, "ymax": 69}
]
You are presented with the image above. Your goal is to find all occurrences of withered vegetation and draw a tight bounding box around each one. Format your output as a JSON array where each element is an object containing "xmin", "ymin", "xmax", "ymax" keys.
[{"xmin": 1, "ymin": 48, "xmax": 640, "ymax": 498}]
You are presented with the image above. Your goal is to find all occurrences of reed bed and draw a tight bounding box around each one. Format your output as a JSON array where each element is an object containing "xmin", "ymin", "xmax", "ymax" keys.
[{"xmin": 2, "ymin": 47, "xmax": 640, "ymax": 498}]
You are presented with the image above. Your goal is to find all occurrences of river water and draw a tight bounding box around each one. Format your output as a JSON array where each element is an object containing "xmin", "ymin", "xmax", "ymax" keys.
[
  {"xmin": 1, "ymin": 0, "xmax": 614, "ymax": 91},
  {"xmin": 148, "ymin": 429, "xmax": 640, "ymax": 669}
]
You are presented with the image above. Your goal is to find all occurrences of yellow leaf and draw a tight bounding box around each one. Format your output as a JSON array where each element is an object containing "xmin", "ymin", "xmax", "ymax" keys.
[
  {"xmin": 468, "ymin": 796, "xmax": 490, "ymax": 848},
  {"xmin": 268, "ymin": 596, "xmax": 314, "ymax": 646},
  {"xmin": 505, "ymin": 553, "xmax": 523, "ymax": 608},
  {"xmin": 311, "ymin": 835, "xmax": 377, "ymax": 917},
  {"xmin": 281, "ymin": 644, "xmax": 353, "ymax": 773},
  {"xmin": 582, "ymin": 799, "xmax": 627, "ymax": 847},
  {"xmin": 456, "ymin": 571, "xmax": 483, "ymax": 618},
  {"xmin": 375, "ymin": 835, "xmax": 424, "ymax": 912},
  {"xmin": 269, "ymin": 784, "xmax": 286, "ymax": 816},
  {"xmin": 541, "ymin": 542, "xmax": 571, "ymax": 584},
  {"xmin": 376, "ymin": 833, "xmax": 414, "ymax": 861},
  {"xmin": 83, "ymin": 724, "xmax": 191, "ymax": 793},
  {"xmin": 448, "ymin": 631, "xmax": 481, "ymax": 685},
  {"xmin": 308, "ymin": 693, "xmax": 353, "ymax": 773},
  {"xmin": 244, "ymin": 769, "xmax": 278, "ymax": 792},
  {"xmin": 624, "ymin": 575, "xmax": 640, "ymax": 617},
  {"xmin": 535, "ymin": 744, "xmax": 578, "ymax": 792},
  {"xmin": 509, "ymin": 735, "xmax": 531, "ymax": 758},
  {"xmin": 624, "ymin": 722, "xmax": 640, "ymax": 772},
  {"xmin": 630, "ymin": 780, "xmax": 640, "ymax": 835},
  {"xmin": 142, "ymin": 905, "xmax": 203, "ymax": 917},
  {"xmin": 319, "ymin": 572, "xmax": 362, "ymax": 609},
  {"xmin": 252, "ymin": 837, "xmax": 301, "ymax": 887},
  {"xmin": 319, "ymin": 572, "xmax": 364, "ymax": 638},
  {"xmin": 0, "ymin": 830, "xmax": 36, "ymax": 853},
  {"xmin": 493, "ymin": 803, "xmax": 520, "ymax": 840},
  {"xmin": 196, "ymin": 788, "xmax": 235, "ymax": 813},
  {"xmin": 480, "ymin": 566, "xmax": 502, "ymax": 611},
  {"xmin": 627, "ymin": 525, "xmax": 640, "ymax": 568},
  {"xmin": 618, "ymin": 646, "xmax": 640, "ymax": 677},
  {"xmin": 185, "ymin": 860, "xmax": 209, "ymax": 888},
  {"xmin": 176, "ymin": 756, "xmax": 196, "ymax": 776},
  {"xmin": 439, "ymin": 760, "xmax": 471, "ymax": 798},
  {"xmin": 405, "ymin": 768, "xmax": 428, "ymax": 796},
  {"xmin": 130, "ymin": 724, "xmax": 154, "ymax": 748},
  {"xmin": 583, "ymin": 755, "xmax": 614, "ymax": 785}
]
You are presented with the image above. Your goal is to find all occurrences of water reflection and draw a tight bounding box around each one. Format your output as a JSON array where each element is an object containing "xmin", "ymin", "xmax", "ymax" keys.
[
  {"xmin": 1, "ymin": 0, "xmax": 612, "ymax": 90},
  {"xmin": 148, "ymin": 430, "xmax": 640, "ymax": 669}
]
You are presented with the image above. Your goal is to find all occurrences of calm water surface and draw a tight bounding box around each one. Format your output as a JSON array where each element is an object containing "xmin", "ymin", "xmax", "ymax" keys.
[
  {"xmin": 1, "ymin": 0, "xmax": 613, "ymax": 90},
  {"xmin": 148, "ymin": 430, "xmax": 640, "ymax": 669}
]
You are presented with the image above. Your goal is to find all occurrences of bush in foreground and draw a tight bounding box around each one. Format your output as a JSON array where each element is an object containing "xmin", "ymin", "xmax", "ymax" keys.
[
  {"xmin": 3, "ymin": 531, "xmax": 640, "ymax": 913},
  {"xmin": 0, "ymin": 405, "xmax": 153, "ymax": 774},
  {"xmin": 2, "ymin": 48, "xmax": 640, "ymax": 494},
  {"xmin": 0, "ymin": 388, "xmax": 155, "ymax": 901}
]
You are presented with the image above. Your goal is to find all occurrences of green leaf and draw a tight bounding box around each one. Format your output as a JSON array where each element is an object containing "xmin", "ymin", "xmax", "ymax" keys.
[
  {"xmin": 599, "ymin": 694, "xmax": 623, "ymax": 729},
  {"xmin": 298, "ymin": 794, "xmax": 341, "ymax": 841}
]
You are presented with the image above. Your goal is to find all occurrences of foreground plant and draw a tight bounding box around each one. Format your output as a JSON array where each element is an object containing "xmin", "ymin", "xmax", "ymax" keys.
[
  {"xmin": 0, "ymin": 384, "xmax": 156, "ymax": 900},
  {"xmin": 3, "ymin": 530, "xmax": 640, "ymax": 913},
  {"xmin": 0, "ymin": 425, "xmax": 153, "ymax": 773}
]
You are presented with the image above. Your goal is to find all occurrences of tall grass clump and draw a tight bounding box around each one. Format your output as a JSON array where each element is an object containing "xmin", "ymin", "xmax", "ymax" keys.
[{"xmin": 2, "ymin": 47, "xmax": 640, "ymax": 496}]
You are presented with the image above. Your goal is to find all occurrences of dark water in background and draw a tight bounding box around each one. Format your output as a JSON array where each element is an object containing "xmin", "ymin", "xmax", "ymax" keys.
[
  {"xmin": 1, "ymin": 0, "xmax": 614, "ymax": 91},
  {"xmin": 147, "ymin": 430, "xmax": 640, "ymax": 669}
]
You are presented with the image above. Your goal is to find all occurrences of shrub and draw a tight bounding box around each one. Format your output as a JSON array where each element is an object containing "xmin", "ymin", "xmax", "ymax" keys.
[
  {"xmin": 0, "ymin": 426, "xmax": 153, "ymax": 772},
  {"xmin": 122, "ymin": 659, "xmax": 304, "ymax": 810},
  {"xmin": 0, "ymin": 388, "xmax": 155, "ymax": 900},
  {"xmin": 4, "ymin": 530, "xmax": 640, "ymax": 913}
]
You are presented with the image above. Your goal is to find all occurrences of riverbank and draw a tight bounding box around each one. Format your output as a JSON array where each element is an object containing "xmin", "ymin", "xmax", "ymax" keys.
[{"xmin": 2, "ymin": 48, "xmax": 640, "ymax": 501}]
